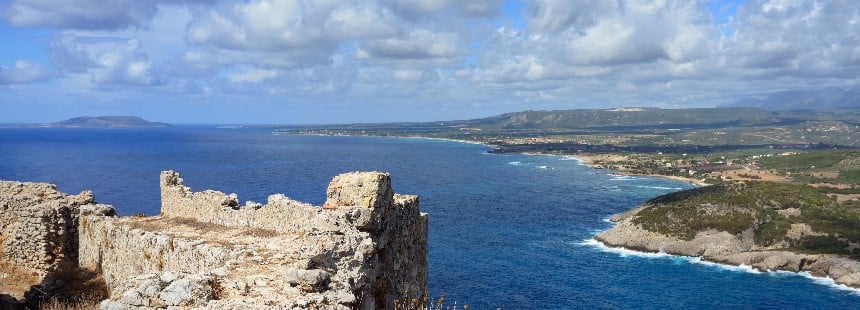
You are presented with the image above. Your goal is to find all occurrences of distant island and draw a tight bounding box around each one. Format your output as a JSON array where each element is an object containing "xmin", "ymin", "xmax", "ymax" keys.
[{"xmin": 45, "ymin": 116, "xmax": 171, "ymax": 128}]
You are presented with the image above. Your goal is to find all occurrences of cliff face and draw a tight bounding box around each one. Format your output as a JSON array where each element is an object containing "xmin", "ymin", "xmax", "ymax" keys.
[
  {"xmin": 596, "ymin": 201, "xmax": 860, "ymax": 288},
  {"xmin": 2, "ymin": 171, "xmax": 428, "ymax": 309}
]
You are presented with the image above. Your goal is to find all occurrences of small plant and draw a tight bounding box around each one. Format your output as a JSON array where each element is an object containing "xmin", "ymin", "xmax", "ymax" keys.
[
  {"xmin": 210, "ymin": 278, "xmax": 227, "ymax": 300},
  {"xmin": 392, "ymin": 292, "xmax": 469, "ymax": 310}
]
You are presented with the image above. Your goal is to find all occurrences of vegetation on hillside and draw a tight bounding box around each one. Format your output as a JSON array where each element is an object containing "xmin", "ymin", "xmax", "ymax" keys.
[
  {"xmin": 631, "ymin": 181, "xmax": 860, "ymax": 256},
  {"xmin": 276, "ymin": 107, "xmax": 860, "ymax": 148},
  {"xmin": 758, "ymin": 150, "xmax": 860, "ymax": 186}
]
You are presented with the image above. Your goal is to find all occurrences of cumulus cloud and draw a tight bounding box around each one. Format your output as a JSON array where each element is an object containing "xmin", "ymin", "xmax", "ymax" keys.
[
  {"xmin": 533, "ymin": 0, "xmax": 716, "ymax": 66},
  {"xmin": 4, "ymin": 0, "xmax": 860, "ymax": 123},
  {"xmin": 0, "ymin": 60, "xmax": 54, "ymax": 84},
  {"xmin": 229, "ymin": 68, "xmax": 279, "ymax": 83},
  {"xmin": 729, "ymin": 0, "xmax": 860, "ymax": 76},
  {"xmin": 3, "ymin": 0, "xmax": 158, "ymax": 30},
  {"xmin": 49, "ymin": 35, "xmax": 158, "ymax": 86},
  {"xmin": 91, "ymin": 40, "xmax": 157, "ymax": 86},
  {"xmin": 358, "ymin": 29, "xmax": 461, "ymax": 60}
]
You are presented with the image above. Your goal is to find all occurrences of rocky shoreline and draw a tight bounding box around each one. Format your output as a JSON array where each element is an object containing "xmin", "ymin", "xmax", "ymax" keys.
[{"xmin": 595, "ymin": 207, "xmax": 860, "ymax": 289}]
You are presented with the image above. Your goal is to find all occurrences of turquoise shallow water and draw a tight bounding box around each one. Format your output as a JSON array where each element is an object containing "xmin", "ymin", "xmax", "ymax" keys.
[{"xmin": 1, "ymin": 126, "xmax": 859, "ymax": 309}]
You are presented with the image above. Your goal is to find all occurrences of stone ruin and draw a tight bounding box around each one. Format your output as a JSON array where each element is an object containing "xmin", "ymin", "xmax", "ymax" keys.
[
  {"xmin": 0, "ymin": 180, "xmax": 115, "ymax": 307},
  {"xmin": 0, "ymin": 171, "xmax": 428, "ymax": 309}
]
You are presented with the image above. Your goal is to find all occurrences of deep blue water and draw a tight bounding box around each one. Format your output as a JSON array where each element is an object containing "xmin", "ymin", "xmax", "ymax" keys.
[{"xmin": 1, "ymin": 127, "xmax": 859, "ymax": 309}]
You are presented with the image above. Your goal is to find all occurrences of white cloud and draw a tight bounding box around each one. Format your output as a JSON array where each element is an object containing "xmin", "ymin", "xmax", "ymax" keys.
[
  {"xmin": 229, "ymin": 68, "xmax": 279, "ymax": 83},
  {"xmin": 358, "ymin": 28, "xmax": 461, "ymax": 59},
  {"xmin": 91, "ymin": 39, "xmax": 158, "ymax": 86},
  {"xmin": 3, "ymin": 0, "xmax": 158, "ymax": 30},
  {"xmin": 0, "ymin": 60, "xmax": 54, "ymax": 84},
  {"xmin": 4, "ymin": 0, "xmax": 860, "ymax": 123},
  {"xmin": 323, "ymin": 4, "xmax": 400, "ymax": 39},
  {"xmin": 49, "ymin": 35, "xmax": 158, "ymax": 86}
]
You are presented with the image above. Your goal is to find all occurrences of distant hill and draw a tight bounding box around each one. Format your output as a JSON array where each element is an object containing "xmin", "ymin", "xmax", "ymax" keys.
[
  {"xmin": 726, "ymin": 87, "xmax": 860, "ymax": 111},
  {"xmin": 463, "ymin": 107, "xmax": 781, "ymax": 130},
  {"xmin": 47, "ymin": 116, "xmax": 171, "ymax": 128}
]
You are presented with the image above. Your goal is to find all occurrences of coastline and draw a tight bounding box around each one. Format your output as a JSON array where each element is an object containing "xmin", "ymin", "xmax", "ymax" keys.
[
  {"xmin": 286, "ymin": 133, "xmax": 860, "ymax": 290},
  {"xmin": 583, "ymin": 238, "xmax": 860, "ymax": 294},
  {"xmin": 284, "ymin": 132, "xmax": 709, "ymax": 186},
  {"xmin": 593, "ymin": 208, "xmax": 860, "ymax": 291}
]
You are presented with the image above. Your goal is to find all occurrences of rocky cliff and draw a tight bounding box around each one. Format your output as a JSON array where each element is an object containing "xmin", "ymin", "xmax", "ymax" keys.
[
  {"xmin": 596, "ymin": 182, "xmax": 860, "ymax": 288},
  {"xmin": 2, "ymin": 171, "xmax": 428, "ymax": 309}
]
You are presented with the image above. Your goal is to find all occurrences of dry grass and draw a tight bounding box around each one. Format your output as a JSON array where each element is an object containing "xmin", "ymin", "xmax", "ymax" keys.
[
  {"xmin": 38, "ymin": 294, "xmax": 101, "ymax": 310},
  {"xmin": 210, "ymin": 278, "xmax": 227, "ymax": 300},
  {"xmin": 243, "ymin": 227, "xmax": 280, "ymax": 238},
  {"xmin": 0, "ymin": 261, "xmax": 41, "ymax": 299},
  {"xmin": 35, "ymin": 263, "xmax": 108, "ymax": 309},
  {"xmin": 127, "ymin": 216, "xmax": 283, "ymax": 244}
]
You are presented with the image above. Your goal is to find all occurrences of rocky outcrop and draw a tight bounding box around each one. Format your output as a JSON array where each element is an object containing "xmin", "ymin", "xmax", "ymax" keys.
[
  {"xmin": 79, "ymin": 170, "xmax": 428, "ymax": 309},
  {"xmin": 596, "ymin": 206, "xmax": 860, "ymax": 288},
  {"xmin": 99, "ymin": 272, "xmax": 215, "ymax": 309}
]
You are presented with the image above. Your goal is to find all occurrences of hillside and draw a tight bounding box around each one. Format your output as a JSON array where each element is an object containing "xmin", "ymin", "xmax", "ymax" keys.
[
  {"xmin": 47, "ymin": 116, "xmax": 171, "ymax": 128},
  {"xmin": 609, "ymin": 150, "xmax": 860, "ymax": 251},
  {"xmin": 596, "ymin": 150, "xmax": 860, "ymax": 287},
  {"xmin": 726, "ymin": 87, "xmax": 860, "ymax": 111},
  {"xmin": 278, "ymin": 107, "xmax": 860, "ymax": 149}
]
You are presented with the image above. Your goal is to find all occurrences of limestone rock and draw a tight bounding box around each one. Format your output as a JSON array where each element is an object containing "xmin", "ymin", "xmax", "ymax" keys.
[
  {"xmin": 80, "ymin": 204, "xmax": 117, "ymax": 217},
  {"xmin": 597, "ymin": 205, "xmax": 860, "ymax": 289},
  {"xmin": 80, "ymin": 171, "xmax": 427, "ymax": 309},
  {"xmin": 324, "ymin": 171, "xmax": 393, "ymax": 209},
  {"xmin": 103, "ymin": 272, "xmax": 213, "ymax": 308}
]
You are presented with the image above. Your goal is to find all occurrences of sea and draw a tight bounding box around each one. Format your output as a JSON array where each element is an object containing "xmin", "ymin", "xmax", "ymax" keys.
[{"xmin": 1, "ymin": 126, "xmax": 859, "ymax": 309}]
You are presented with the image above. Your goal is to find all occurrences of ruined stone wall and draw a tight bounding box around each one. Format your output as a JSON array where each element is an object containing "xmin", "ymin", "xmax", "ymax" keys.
[
  {"xmin": 78, "ymin": 216, "xmax": 238, "ymax": 290},
  {"xmin": 323, "ymin": 172, "xmax": 429, "ymax": 308},
  {"xmin": 0, "ymin": 181, "xmax": 98, "ymax": 277},
  {"xmin": 159, "ymin": 170, "xmax": 345, "ymax": 234},
  {"xmin": 77, "ymin": 170, "xmax": 428, "ymax": 309}
]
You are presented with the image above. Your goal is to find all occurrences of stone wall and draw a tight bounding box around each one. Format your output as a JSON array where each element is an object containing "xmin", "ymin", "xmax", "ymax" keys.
[
  {"xmin": 0, "ymin": 181, "xmax": 107, "ymax": 277},
  {"xmin": 78, "ymin": 170, "xmax": 428, "ymax": 309},
  {"xmin": 78, "ymin": 216, "xmax": 238, "ymax": 290},
  {"xmin": 159, "ymin": 170, "xmax": 346, "ymax": 235}
]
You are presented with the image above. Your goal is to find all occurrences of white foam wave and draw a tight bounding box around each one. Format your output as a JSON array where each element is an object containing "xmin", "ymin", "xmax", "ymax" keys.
[
  {"xmin": 795, "ymin": 271, "xmax": 860, "ymax": 295},
  {"xmin": 581, "ymin": 238, "xmax": 860, "ymax": 294},
  {"xmin": 635, "ymin": 185, "xmax": 684, "ymax": 190},
  {"xmin": 609, "ymin": 176, "xmax": 637, "ymax": 181},
  {"xmin": 559, "ymin": 156, "xmax": 587, "ymax": 165},
  {"xmin": 685, "ymin": 257, "xmax": 763, "ymax": 274},
  {"xmin": 507, "ymin": 161, "xmax": 525, "ymax": 166},
  {"xmin": 538, "ymin": 165, "xmax": 551, "ymax": 169},
  {"xmin": 420, "ymin": 137, "xmax": 490, "ymax": 146},
  {"xmin": 578, "ymin": 239, "xmax": 673, "ymax": 259}
]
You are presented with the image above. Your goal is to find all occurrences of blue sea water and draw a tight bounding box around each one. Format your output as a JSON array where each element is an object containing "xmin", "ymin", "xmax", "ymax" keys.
[{"xmin": 1, "ymin": 127, "xmax": 859, "ymax": 309}]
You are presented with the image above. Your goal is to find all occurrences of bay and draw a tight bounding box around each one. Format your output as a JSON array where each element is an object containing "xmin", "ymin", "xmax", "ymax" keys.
[{"xmin": 1, "ymin": 126, "xmax": 858, "ymax": 309}]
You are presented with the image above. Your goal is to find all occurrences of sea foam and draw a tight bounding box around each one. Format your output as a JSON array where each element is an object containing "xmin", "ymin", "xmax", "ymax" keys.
[
  {"xmin": 580, "ymin": 238, "xmax": 860, "ymax": 294},
  {"xmin": 635, "ymin": 185, "xmax": 684, "ymax": 190}
]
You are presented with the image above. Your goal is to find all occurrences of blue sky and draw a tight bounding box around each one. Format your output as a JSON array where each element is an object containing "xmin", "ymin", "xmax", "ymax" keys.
[{"xmin": 1, "ymin": 0, "xmax": 858, "ymax": 124}]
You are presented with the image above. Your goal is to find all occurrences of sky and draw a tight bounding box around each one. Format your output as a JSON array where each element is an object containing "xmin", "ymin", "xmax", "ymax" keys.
[{"xmin": 0, "ymin": 0, "xmax": 858, "ymax": 124}]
